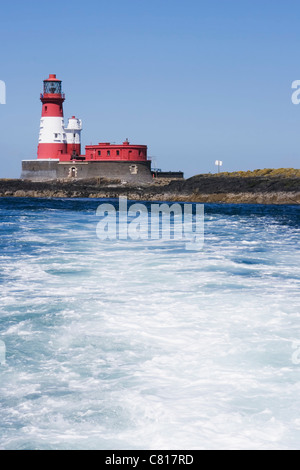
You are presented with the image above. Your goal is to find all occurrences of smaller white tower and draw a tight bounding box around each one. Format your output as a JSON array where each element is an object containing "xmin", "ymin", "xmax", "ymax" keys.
[{"xmin": 65, "ymin": 116, "xmax": 82, "ymax": 158}]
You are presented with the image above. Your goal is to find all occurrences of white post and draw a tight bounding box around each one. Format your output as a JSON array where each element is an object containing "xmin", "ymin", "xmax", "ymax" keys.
[{"xmin": 215, "ymin": 160, "xmax": 223, "ymax": 173}]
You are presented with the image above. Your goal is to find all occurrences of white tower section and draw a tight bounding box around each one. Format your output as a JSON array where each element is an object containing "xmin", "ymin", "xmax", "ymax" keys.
[
  {"xmin": 65, "ymin": 116, "xmax": 82, "ymax": 157},
  {"xmin": 39, "ymin": 117, "xmax": 67, "ymax": 145}
]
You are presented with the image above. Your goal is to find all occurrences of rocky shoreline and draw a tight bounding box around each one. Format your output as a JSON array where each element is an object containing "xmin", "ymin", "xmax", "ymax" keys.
[{"xmin": 0, "ymin": 176, "xmax": 299, "ymax": 205}]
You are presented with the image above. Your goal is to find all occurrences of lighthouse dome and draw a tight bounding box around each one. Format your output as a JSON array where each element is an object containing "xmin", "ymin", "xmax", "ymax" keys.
[{"xmin": 65, "ymin": 116, "xmax": 82, "ymax": 130}]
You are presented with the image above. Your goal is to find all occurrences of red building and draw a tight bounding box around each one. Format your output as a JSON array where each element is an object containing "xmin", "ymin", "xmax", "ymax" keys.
[{"xmin": 85, "ymin": 139, "xmax": 147, "ymax": 162}]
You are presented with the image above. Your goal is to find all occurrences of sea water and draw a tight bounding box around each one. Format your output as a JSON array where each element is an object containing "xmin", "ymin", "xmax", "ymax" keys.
[{"xmin": 0, "ymin": 197, "xmax": 299, "ymax": 450}]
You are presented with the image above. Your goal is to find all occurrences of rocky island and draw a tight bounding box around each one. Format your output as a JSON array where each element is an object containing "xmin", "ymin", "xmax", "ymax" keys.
[{"xmin": 0, "ymin": 169, "xmax": 299, "ymax": 205}]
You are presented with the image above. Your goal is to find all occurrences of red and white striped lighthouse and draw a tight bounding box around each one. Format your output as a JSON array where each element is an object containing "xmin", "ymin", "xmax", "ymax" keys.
[{"xmin": 37, "ymin": 74, "xmax": 67, "ymax": 159}]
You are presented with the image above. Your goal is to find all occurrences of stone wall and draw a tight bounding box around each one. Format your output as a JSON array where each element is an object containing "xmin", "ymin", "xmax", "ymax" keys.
[
  {"xmin": 21, "ymin": 160, "xmax": 153, "ymax": 183},
  {"xmin": 21, "ymin": 160, "xmax": 59, "ymax": 181}
]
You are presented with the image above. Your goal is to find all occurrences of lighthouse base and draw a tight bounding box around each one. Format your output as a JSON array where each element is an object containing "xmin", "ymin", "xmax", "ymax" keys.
[{"xmin": 21, "ymin": 159, "xmax": 153, "ymax": 183}]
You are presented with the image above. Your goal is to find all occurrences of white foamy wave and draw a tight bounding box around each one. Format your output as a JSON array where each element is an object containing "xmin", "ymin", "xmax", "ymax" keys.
[{"xmin": 0, "ymin": 200, "xmax": 299, "ymax": 449}]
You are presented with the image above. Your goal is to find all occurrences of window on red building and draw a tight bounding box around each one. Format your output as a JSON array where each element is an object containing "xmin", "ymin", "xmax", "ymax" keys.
[
  {"xmin": 116, "ymin": 150, "xmax": 120, "ymax": 156},
  {"xmin": 98, "ymin": 151, "xmax": 101, "ymax": 156},
  {"xmin": 107, "ymin": 151, "xmax": 110, "ymax": 156}
]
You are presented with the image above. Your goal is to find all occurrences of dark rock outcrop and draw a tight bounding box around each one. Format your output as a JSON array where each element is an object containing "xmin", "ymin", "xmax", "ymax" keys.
[{"xmin": 0, "ymin": 176, "xmax": 299, "ymax": 204}]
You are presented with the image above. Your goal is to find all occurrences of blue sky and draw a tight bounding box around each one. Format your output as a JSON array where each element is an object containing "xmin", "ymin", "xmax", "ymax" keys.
[{"xmin": 0, "ymin": 0, "xmax": 300, "ymax": 178}]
